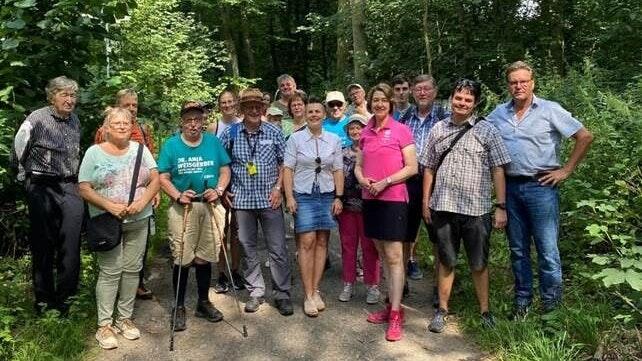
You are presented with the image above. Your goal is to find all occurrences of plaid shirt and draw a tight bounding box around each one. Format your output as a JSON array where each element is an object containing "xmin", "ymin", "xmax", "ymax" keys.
[
  {"xmin": 419, "ymin": 116, "xmax": 511, "ymax": 216},
  {"xmin": 219, "ymin": 121, "xmax": 285, "ymax": 210},
  {"xmin": 400, "ymin": 103, "xmax": 450, "ymax": 165}
]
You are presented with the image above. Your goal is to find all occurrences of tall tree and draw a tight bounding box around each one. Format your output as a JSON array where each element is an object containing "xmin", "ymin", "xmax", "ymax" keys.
[
  {"xmin": 350, "ymin": 0, "xmax": 367, "ymax": 84},
  {"xmin": 336, "ymin": 0, "xmax": 350, "ymax": 84}
]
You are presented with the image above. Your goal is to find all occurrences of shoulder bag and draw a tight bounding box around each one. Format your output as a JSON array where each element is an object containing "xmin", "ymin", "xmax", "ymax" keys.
[{"xmin": 86, "ymin": 143, "xmax": 144, "ymax": 252}]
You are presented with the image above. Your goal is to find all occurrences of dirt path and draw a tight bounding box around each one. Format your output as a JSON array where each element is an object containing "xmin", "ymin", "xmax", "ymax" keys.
[{"xmin": 86, "ymin": 232, "xmax": 485, "ymax": 361}]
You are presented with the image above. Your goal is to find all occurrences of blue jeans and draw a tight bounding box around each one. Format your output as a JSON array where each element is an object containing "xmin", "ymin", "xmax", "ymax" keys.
[{"xmin": 506, "ymin": 178, "xmax": 562, "ymax": 308}]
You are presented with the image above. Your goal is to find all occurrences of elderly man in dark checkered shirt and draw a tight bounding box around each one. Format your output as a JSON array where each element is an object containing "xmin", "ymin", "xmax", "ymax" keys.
[
  {"xmin": 419, "ymin": 79, "xmax": 511, "ymax": 333},
  {"xmin": 219, "ymin": 88, "xmax": 294, "ymax": 316},
  {"xmin": 12, "ymin": 76, "xmax": 84, "ymax": 315}
]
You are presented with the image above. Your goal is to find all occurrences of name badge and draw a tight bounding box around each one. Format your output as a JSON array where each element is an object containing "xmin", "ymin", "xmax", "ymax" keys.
[{"xmin": 246, "ymin": 161, "xmax": 258, "ymax": 176}]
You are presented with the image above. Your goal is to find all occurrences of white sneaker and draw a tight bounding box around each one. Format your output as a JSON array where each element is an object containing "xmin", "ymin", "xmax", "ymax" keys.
[
  {"xmin": 96, "ymin": 325, "xmax": 118, "ymax": 349},
  {"xmin": 115, "ymin": 318, "xmax": 140, "ymax": 340},
  {"xmin": 338, "ymin": 283, "xmax": 354, "ymax": 302},
  {"xmin": 366, "ymin": 285, "xmax": 381, "ymax": 304}
]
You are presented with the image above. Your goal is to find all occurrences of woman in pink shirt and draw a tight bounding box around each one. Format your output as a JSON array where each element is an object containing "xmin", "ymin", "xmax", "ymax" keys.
[{"xmin": 355, "ymin": 83, "xmax": 418, "ymax": 342}]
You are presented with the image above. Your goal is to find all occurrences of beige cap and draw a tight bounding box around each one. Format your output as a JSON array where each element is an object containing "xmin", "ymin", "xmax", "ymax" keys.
[{"xmin": 324, "ymin": 91, "xmax": 346, "ymax": 105}]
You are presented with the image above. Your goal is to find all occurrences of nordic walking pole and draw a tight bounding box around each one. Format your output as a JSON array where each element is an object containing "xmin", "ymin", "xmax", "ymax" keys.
[
  {"xmin": 170, "ymin": 202, "xmax": 191, "ymax": 351},
  {"xmin": 209, "ymin": 201, "xmax": 248, "ymax": 338}
]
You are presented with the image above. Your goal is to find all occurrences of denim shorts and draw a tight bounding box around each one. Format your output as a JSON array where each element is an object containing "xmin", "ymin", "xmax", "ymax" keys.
[{"xmin": 294, "ymin": 187, "xmax": 336, "ymax": 233}]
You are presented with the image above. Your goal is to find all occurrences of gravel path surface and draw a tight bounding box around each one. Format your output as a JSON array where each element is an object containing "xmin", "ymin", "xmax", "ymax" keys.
[{"xmin": 86, "ymin": 231, "xmax": 485, "ymax": 361}]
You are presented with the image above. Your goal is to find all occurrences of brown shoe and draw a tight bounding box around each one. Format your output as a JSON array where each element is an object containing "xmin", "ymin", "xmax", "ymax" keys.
[{"xmin": 136, "ymin": 286, "xmax": 153, "ymax": 300}]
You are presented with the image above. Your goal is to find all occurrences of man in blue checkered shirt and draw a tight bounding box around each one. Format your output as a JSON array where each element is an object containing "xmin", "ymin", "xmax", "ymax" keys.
[
  {"xmin": 219, "ymin": 88, "xmax": 294, "ymax": 316},
  {"xmin": 398, "ymin": 74, "xmax": 450, "ymax": 303}
]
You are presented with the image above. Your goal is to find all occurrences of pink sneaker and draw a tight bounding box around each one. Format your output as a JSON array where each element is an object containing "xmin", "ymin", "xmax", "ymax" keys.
[
  {"xmin": 367, "ymin": 304, "xmax": 391, "ymax": 324},
  {"xmin": 385, "ymin": 310, "xmax": 404, "ymax": 341}
]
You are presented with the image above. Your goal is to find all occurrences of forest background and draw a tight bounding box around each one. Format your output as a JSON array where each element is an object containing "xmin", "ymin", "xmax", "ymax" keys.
[{"xmin": 0, "ymin": 0, "xmax": 640, "ymax": 360}]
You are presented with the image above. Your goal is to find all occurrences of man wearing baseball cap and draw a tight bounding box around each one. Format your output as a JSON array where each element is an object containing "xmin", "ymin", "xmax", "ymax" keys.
[
  {"xmin": 322, "ymin": 91, "xmax": 351, "ymax": 148},
  {"xmin": 157, "ymin": 103, "xmax": 232, "ymax": 331}
]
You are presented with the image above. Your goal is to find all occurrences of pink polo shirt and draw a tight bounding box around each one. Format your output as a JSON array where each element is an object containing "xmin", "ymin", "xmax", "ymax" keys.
[{"xmin": 359, "ymin": 115, "xmax": 414, "ymax": 202}]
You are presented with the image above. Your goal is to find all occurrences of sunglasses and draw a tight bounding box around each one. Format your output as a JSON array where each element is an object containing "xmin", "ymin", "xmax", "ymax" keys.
[
  {"xmin": 315, "ymin": 157, "xmax": 321, "ymax": 174},
  {"xmin": 327, "ymin": 101, "xmax": 343, "ymax": 109}
]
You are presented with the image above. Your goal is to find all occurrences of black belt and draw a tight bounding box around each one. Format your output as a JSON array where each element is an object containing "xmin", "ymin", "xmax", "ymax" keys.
[
  {"xmin": 29, "ymin": 173, "xmax": 77, "ymax": 184},
  {"xmin": 506, "ymin": 175, "xmax": 540, "ymax": 182}
]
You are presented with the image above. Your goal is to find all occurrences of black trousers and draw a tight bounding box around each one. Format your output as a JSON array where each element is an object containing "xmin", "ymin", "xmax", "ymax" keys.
[
  {"xmin": 25, "ymin": 179, "xmax": 83, "ymax": 310},
  {"xmin": 406, "ymin": 174, "xmax": 437, "ymax": 243}
]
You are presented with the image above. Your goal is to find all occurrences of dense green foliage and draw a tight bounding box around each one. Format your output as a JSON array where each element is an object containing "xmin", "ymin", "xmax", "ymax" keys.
[{"xmin": 0, "ymin": 0, "xmax": 640, "ymax": 359}]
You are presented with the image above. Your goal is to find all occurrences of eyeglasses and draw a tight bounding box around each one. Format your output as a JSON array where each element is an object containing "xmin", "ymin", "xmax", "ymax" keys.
[
  {"xmin": 414, "ymin": 86, "xmax": 434, "ymax": 94},
  {"xmin": 315, "ymin": 157, "xmax": 321, "ymax": 174},
  {"xmin": 110, "ymin": 121, "xmax": 131, "ymax": 128},
  {"xmin": 182, "ymin": 117, "xmax": 204, "ymax": 124},
  {"xmin": 508, "ymin": 79, "xmax": 532, "ymax": 87},
  {"xmin": 327, "ymin": 101, "xmax": 343, "ymax": 109}
]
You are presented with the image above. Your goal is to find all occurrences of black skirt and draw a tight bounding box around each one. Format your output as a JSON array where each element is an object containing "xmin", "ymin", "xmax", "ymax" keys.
[{"xmin": 362, "ymin": 199, "xmax": 410, "ymax": 242}]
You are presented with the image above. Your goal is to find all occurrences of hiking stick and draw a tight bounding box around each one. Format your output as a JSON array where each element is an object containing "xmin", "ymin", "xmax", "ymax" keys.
[
  {"xmin": 209, "ymin": 201, "xmax": 248, "ymax": 338},
  {"xmin": 170, "ymin": 203, "xmax": 191, "ymax": 351}
]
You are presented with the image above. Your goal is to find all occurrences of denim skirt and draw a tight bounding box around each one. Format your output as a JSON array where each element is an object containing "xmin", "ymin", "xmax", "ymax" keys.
[{"xmin": 294, "ymin": 186, "xmax": 336, "ymax": 233}]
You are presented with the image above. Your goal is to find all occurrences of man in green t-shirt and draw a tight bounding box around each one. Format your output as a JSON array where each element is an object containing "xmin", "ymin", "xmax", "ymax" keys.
[{"xmin": 158, "ymin": 104, "xmax": 231, "ymax": 332}]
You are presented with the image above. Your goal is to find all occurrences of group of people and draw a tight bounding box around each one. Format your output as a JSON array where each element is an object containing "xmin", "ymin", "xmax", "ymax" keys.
[{"xmin": 12, "ymin": 60, "xmax": 593, "ymax": 348}]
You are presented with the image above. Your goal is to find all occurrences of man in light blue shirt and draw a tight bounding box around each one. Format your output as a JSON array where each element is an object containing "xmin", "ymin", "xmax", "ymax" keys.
[
  {"xmin": 322, "ymin": 91, "xmax": 351, "ymax": 148},
  {"xmin": 487, "ymin": 61, "xmax": 593, "ymax": 318}
]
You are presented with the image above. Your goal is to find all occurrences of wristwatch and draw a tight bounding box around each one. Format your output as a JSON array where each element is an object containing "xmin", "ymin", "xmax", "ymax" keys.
[
  {"xmin": 273, "ymin": 185, "xmax": 282, "ymax": 191},
  {"xmin": 494, "ymin": 202, "xmax": 506, "ymax": 210},
  {"xmin": 385, "ymin": 177, "xmax": 392, "ymax": 185},
  {"xmin": 334, "ymin": 194, "xmax": 344, "ymax": 200},
  {"xmin": 215, "ymin": 187, "xmax": 225, "ymax": 196},
  {"xmin": 175, "ymin": 192, "xmax": 184, "ymax": 205}
]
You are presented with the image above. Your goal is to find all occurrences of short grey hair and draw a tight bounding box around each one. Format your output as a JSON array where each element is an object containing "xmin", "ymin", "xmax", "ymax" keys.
[
  {"xmin": 115, "ymin": 88, "xmax": 138, "ymax": 103},
  {"xmin": 505, "ymin": 61, "xmax": 534, "ymax": 81},
  {"xmin": 45, "ymin": 76, "xmax": 78, "ymax": 102},
  {"xmin": 412, "ymin": 74, "xmax": 437, "ymax": 88},
  {"xmin": 276, "ymin": 74, "xmax": 295, "ymax": 86}
]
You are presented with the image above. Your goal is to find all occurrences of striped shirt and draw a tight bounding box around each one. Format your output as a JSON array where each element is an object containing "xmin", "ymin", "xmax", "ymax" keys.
[
  {"xmin": 13, "ymin": 106, "xmax": 81, "ymax": 180},
  {"xmin": 219, "ymin": 121, "xmax": 285, "ymax": 210},
  {"xmin": 419, "ymin": 116, "xmax": 511, "ymax": 216}
]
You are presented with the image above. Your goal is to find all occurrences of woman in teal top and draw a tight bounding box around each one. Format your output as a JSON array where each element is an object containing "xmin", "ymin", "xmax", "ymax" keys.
[{"xmin": 79, "ymin": 107, "xmax": 159, "ymax": 350}]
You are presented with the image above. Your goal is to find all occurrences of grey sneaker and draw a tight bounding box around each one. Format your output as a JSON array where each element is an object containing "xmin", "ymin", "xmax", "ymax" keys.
[
  {"xmin": 115, "ymin": 318, "xmax": 140, "ymax": 340},
  {"xmin": 365, "ymin": 285, "xmax": 381, "ymax": 304},
  {"xmin": 428, "ymin": 307, "xmax": 448, "ymax": 333},
  {"xmin": 338, "ymin": 283, "xmax": 354, "ymax": 302},
  {"xmin": 481, "ymin": 312, "xmax": 496, "ymax": 328},
  {"xmin": 96, "ymin": 325, "xmax": 119, "ymax": 349}
]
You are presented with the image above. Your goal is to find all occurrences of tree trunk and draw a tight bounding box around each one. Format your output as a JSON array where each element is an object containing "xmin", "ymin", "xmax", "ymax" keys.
[
  {"xmin": 350, "ymin": 0, "xmax": 367, "ymax": 84},
  {"xmin": 336, "ymin": 0, "xmax": 349, "ymax": 84},
  {"xmin": 422, "ymin": 0, "xmax": 433, "ymax": 75},
  {"xmin": 540, "ymin": 0, "xmax": 565, "ymax": 74},
  {"xmin": 240, "ymin": 10, "xmax": 256, "ymax": 78},
  {"xmin": 221, "ymin": 7, "xmax": 239, "ymax": 77}
]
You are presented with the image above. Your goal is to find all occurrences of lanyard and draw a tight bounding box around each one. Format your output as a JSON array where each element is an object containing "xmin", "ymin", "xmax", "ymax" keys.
[{"xmin": 244, "ymin": 131, "xmax": 259, "ymax": 161}]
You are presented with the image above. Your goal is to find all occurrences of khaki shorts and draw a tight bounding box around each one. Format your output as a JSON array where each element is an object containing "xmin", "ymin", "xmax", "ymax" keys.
[{"xmin": 167, "ymin": 202, "xmax": 226, "ymax": 266}]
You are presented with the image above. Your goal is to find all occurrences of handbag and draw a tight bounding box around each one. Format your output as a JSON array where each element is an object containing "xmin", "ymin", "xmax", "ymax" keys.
[{"xmin": 86, "ymin": 144, "xmax": 144, "ymax": 252}]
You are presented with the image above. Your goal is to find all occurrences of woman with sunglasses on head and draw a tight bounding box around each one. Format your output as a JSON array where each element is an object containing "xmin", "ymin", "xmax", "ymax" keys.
[
  {"xmin": 283, "ymin": 97, "xmax": 344, "ymax": 317},
  {"xmin": 356, "ymin": 83, "xmax": 418, "ymax": 341}
]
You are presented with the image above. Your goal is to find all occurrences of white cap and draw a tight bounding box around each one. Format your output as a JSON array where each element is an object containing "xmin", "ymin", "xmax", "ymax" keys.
[{"xmin": 324, "ymin": 91, "xmax": 346, "ymax": 105}]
